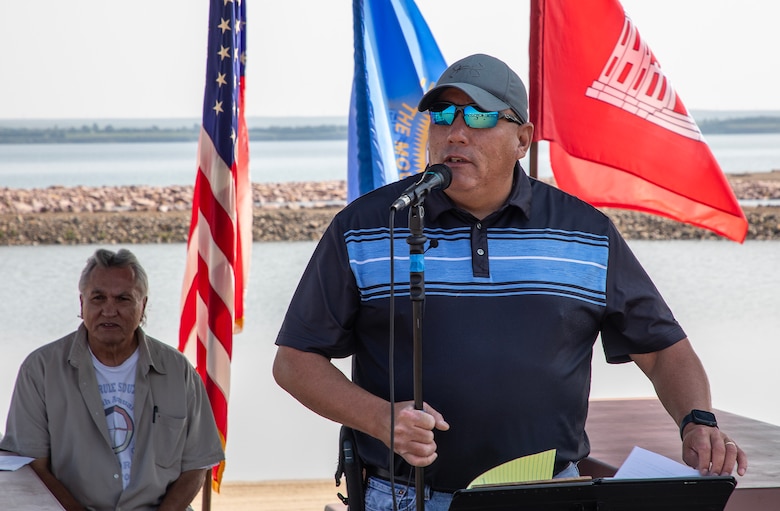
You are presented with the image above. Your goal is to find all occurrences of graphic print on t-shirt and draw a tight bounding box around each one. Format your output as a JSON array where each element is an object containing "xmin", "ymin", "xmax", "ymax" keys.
[
  {"xmin": 92, "ymin": 348, "xmax": 139, "ymax": 488},
  {"xmin": 104, "ymin": 402, "xmax": 134, "ymax": 453}
]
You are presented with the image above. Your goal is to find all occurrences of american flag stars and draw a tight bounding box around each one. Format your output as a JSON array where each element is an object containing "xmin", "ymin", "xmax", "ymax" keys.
[{"xmin": 203, "ymin": 0, "xmax": 246, "ymax": 166}]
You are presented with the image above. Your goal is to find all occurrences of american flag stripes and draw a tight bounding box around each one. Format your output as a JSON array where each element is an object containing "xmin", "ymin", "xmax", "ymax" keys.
[{"xmin": 179, "ymin": 0, "xmax": 250, "ymax": 490}]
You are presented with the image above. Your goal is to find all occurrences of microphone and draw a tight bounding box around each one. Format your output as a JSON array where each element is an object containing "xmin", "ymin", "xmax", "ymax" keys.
[{"xmin": 390, "ymin": 164, "xmax": 452, "ymax": 211}]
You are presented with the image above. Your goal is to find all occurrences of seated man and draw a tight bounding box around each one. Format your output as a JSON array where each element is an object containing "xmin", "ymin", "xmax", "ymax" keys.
[
  {"xmin": 1, "ymin": 248, "xmax": 224, "ymax": 511},
  {"xmin": 273, "ymin": 54, "xmax": 748, "ymax": 511}
]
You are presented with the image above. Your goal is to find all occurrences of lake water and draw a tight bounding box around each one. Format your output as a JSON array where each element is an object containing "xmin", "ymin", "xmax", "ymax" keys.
[
  {"xmin": 0, "ymin": 240, "xmax": 778, "ymax": 482},
  {"xmin": 0, "ymin": 139, "xmax": 351, "ymax": 188},
  {"xmin": 0, "ymin": 135, "xmax": 779, "ymax": 482},
  {"xmin": 2, "ymin": 133, "xmax": 780, "ymax": 189}
]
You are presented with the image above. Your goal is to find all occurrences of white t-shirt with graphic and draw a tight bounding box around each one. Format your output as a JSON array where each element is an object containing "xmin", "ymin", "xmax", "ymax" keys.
[{"xmin": 92, "ymin": 348, "xmax": 139, "ymax": 490}]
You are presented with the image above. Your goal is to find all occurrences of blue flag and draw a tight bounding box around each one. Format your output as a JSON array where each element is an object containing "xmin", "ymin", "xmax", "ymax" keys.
[{"xmin": 348, "ymin": 0, "xmax": 447, "ymax": 202}]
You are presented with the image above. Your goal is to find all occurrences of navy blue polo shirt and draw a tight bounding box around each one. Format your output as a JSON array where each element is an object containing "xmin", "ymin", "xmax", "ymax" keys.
[{"xmin": 276, "ymin": 165, "xmax": 685, "ymax": 492}]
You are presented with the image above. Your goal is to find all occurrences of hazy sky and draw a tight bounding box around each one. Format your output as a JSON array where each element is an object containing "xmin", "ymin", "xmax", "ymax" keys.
[{"xmin": 1, "ymin": 0, "xmax": 777, "ymax": 120}]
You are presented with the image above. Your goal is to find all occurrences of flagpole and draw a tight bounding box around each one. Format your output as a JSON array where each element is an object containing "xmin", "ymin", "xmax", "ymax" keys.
[
  {"xmin": 528, "ymin": 0, "xmax": 541, "ymax": 181},
  {"xmin": 201, "ymin": 477, "xmax": 212, "ymax": 511}
]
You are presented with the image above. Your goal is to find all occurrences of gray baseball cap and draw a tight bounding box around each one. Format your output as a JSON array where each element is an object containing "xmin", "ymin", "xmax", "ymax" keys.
[{"xmin": 418, "ymin": 53, "xmax": 528, "ymax": 123}]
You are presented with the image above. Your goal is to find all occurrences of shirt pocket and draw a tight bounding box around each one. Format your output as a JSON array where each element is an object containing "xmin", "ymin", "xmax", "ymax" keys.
[{"xmin": 152, "ymin": 413, "xmax": 187, "ymax": 469}]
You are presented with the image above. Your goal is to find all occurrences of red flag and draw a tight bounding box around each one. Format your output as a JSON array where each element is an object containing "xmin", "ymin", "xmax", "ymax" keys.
[
  {"xmin": 179, "ymin": 0, "xmax": 250, "ymax": 491},
  {"xmin": 529, "ymin": 0, "xmax": 747, "ymax": 242}
]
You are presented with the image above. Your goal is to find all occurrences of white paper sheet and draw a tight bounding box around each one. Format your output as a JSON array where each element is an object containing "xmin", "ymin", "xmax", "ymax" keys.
[
  {"xmin": 613, "ymin": 446, "xmax": 701, "ymax": 479},
  {"xmin": 0, "ymin": 455, "xmax": 35, "ymax": 471}
]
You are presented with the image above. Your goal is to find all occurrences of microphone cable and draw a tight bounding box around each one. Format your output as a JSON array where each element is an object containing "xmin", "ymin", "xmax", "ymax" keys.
[{"xmin": 387, "ymin": 209, "xmax": 416, "ymax": 510}]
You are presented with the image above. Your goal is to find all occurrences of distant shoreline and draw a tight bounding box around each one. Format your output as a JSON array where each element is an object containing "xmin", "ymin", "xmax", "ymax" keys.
[
  {"xmin": 2, "ymin": 115, "xmax": 780, "ymax": 144},
  {"xmin": 0, "ymin": 124, "xmax": 349, "ymax": 144}
]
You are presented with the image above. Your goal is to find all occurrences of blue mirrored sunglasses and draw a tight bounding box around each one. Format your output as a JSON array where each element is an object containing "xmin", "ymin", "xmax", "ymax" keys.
[{"xmin": 429, "ymin": 102, "xmax": 525, "ymax": 129}]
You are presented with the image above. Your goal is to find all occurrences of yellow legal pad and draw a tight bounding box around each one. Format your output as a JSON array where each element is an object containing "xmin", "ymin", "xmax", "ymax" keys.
[{"xmin": 467, "ymin": 449, "xmax": 556, "ymax": 489}]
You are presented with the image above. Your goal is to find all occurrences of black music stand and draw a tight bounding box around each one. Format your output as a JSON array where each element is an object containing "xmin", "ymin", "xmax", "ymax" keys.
[{"xmin": 448, "ymin": 476, "xmax": 736, "ymax": 511}]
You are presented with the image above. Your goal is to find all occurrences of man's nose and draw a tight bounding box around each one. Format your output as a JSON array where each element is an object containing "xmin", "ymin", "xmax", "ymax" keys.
[
  {"xmin": 101, "ymin": 301, "xmax": 118, "ymax": 315},
  {"xmin": 446, "ymin": 115, "xmax": 470, "ymax": 142}
]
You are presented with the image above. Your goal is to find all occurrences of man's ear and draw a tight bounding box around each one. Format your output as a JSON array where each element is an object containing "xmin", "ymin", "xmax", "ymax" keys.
[{"xmin": 515, "ymin": 122, "xmax": 535, "ymax": 160}]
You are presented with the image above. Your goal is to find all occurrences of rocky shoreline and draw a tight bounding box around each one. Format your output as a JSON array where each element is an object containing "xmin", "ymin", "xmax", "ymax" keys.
[{"xmin": 2, "ymin": 173, "xmax": 780, "ymax": 245}]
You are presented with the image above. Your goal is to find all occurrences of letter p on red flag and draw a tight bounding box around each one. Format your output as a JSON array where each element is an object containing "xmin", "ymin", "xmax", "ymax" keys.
[{"xmin": 529, "ymin": 0, "xmax": 748, "ymax": 242}]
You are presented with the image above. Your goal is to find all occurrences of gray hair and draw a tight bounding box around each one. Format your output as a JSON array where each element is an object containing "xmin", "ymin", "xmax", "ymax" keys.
[{"xmin": 78, "ymin": 248, "xmax": 149, "ymax": 298}]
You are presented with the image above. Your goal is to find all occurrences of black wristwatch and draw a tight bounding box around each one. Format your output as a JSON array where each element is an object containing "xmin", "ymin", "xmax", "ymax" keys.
[{"xmin": 679, "ymin": 409, "xmax": 718, "ymax": 439}]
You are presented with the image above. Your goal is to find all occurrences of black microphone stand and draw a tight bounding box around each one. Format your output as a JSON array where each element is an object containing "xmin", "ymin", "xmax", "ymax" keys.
[{"xmin": 406, "ymin": 203, "xmax": 427, "ymax": 511}]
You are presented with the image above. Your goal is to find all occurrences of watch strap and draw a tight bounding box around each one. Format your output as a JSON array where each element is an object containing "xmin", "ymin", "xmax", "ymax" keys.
[{"xmin": 679, "ymin": 409, "xmax": 718, "ymax": 440}]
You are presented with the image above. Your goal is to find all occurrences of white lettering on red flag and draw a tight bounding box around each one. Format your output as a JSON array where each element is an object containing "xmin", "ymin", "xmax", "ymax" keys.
[{"xmin": 585, "ymin": 17, "xmax": 702, "ymax": 140}]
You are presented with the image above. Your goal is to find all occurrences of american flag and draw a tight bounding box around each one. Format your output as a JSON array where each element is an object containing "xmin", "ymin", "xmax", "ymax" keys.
[{"xmin": 179, "ymin": 0, "xmax": 250, "ymax": 490}]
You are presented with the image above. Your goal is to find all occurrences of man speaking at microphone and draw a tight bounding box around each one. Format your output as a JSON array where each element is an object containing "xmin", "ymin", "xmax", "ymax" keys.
[{"xmin": 273, "ymin": 54, "xmax": 747, "ymax": 511}]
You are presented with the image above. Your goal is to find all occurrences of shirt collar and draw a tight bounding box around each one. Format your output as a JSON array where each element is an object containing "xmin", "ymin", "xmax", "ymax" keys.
[
  {"xmin": 69, "ymin": 323, "xmax": 164, "ymax": 375},
  {"xmin": 423, "ymin": 162, "xmax": 533, "ymax": 221}
]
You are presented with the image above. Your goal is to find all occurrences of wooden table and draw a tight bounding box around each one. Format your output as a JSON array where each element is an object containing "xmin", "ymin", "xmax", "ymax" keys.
[
  {"xmin": 0, "ymin": 451, "xmax": 65, "ymax": 510},
  {"xmin": 326, "ymin": 398, "xmax": 780, "ymax": 511},
  {"xmin": 585, "ymin": 398, "xmax": 780, "ymax": 511}
]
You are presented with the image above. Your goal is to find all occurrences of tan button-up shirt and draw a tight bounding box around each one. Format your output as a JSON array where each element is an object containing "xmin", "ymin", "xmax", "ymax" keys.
[{"xmin": 1, "ymin": 325, "xmax": 224, "ymax": 510}]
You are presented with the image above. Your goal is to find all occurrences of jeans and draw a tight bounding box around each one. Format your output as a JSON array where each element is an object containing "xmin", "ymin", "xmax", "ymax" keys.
[
  {"xmin": 364, "ymin": 462, "xmax": 580, "ymax": 511},
  {"xmin": 364, "ymin": 476, "xmax": 452, "ymax": 511}
]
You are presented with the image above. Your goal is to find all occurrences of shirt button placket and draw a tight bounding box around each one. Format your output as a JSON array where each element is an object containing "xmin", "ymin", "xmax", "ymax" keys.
[
  {"xmin": 476, "ymin": 222, "xmax": 485, "ymax": 256},
  {"xmin": 471, "ymin": 220, "xmax": 489, "ymax": 276}
]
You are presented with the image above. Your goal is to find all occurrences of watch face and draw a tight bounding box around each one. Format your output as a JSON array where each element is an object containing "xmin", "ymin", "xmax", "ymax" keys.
[{"xmin": 692, "ymin": 409, "xmax": 718, "ymax": 426}]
